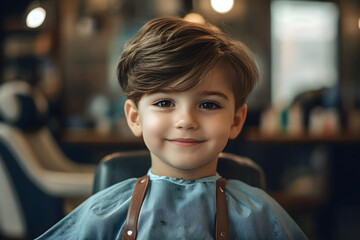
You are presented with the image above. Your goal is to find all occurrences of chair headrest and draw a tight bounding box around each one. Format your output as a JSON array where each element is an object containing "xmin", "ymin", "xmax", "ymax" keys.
[{"xmin": 0, "ymin": 81, "xmax": 49, "ymax": 130}]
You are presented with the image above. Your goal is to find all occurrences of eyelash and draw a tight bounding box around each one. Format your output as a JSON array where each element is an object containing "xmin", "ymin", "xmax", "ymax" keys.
[
  {"xmin": 153, "ymin": 100, "xmax": 174, "ymax": 108},
  {"xmin": 153, "ymin": 100, "xmax": 221, "ymax": 110},
  {"xmin": 200, "ymin": 101, "xmax": 221, "ymax": 110}
]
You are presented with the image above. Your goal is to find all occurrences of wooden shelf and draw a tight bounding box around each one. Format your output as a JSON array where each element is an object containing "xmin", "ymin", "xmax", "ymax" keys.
[
  {"xmin": 270, "ymin": 191, "xmax": 325, "ymax": 212},
  {"xmin": 61, "ymin": 127, "xmax": 360, "ymax": 145},
  {"xmin": 243, "ymin": 127, "xmax": 360, "ymax": 144},
  {"xmin": 61, "ymin": 129, "xmax": 144, "ymax": 145}
]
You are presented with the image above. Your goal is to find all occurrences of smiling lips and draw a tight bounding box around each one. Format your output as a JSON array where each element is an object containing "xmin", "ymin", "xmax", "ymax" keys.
[{"xmin": 167, "ymin": 138, "xmax": 205, "ymax": 147}]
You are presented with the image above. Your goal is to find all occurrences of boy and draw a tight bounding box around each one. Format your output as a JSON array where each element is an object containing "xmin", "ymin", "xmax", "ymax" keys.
[{"xmin": 36, "ymin": 17, "xmax": 307, "ymax": 239}]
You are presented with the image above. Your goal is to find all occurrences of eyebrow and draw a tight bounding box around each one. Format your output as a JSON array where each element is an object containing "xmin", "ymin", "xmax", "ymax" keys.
[
  {"xmin": 154, "ymin": 90, "xmax": 229, "ymax": 101},
  {"xmin": 198, "ymin": 91, "xmax": 229, "ymax": 100}
]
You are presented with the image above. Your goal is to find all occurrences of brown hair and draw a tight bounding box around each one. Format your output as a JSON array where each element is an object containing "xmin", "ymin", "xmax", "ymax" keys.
[{"xmin": 117, "ymin": 17, "xmax": 258, "ymax": 109}]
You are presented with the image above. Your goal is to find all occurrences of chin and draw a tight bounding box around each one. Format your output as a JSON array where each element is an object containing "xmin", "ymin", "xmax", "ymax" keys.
[{"xmin": 170, "ymin": 160, "xmax": 212, "ymax": 171}]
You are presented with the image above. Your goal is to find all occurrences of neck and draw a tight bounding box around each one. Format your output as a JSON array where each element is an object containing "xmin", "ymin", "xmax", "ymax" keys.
[{"xmin": 150, "ymin": 157, "xmax": 218, "ymax": 180}]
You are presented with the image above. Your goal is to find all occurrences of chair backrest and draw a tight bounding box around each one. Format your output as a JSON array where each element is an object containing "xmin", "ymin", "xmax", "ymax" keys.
[
  {"xmin": 93, "ymin": 150, "xmax": 266, "ymax": 194},
  {"xmin": 0, "ymin": 80, "xmax": 96, "ymax": 173},
  {"xmin": 0, "ymin": 133, "xmax": 63, "ymax": 239},
  {"xmin": 0, "ymin": 81, "xmax": 96, "ymax": 239}
]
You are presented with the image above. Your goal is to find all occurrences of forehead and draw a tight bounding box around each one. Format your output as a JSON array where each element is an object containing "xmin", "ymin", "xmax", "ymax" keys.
[
  {"xmin": 197, "ymin": 65, "xmax": 233, "ymax": 90},
  {"xmin": 165, "ymin": 62, "xmax": 234, "ymax": 92}
]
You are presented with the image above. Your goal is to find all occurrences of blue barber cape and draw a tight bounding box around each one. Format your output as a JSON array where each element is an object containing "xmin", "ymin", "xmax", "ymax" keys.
[{"xmin": 36, "ymin": 170, "xmax": 307, "ymax": 239}]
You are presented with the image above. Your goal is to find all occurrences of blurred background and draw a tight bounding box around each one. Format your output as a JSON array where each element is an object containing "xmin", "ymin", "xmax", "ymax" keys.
[{"xmin": 0, "ymin": 0, "xmax": 359, "ymax": 239}]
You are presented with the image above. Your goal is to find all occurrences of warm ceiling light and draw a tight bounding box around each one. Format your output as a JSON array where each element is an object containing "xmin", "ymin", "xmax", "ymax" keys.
[
  {"xmin": 184, "ymin": 13, "xmax": 206, "ymax": 24},
  {"xmin": 26, "ymin": 7, "xmax": 46, "ymax": 28},
  {"xmin": 210, "ymin": 0, "xmax": 234, "ymax": 14}
]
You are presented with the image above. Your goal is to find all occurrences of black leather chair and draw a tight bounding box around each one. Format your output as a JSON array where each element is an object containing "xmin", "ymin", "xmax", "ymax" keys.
[
  {"xmin": 93, "ymin": 150, "xmax": 266, "ymax": 194},
  {"xmin": 0, "ymin": 81, "xmax": 96, "ymax": 239}
]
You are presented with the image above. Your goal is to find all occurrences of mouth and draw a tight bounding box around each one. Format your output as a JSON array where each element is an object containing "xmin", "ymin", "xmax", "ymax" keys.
[{"xmin": 166, "ymin": 138, "xmax": 206, "ymax": 147}]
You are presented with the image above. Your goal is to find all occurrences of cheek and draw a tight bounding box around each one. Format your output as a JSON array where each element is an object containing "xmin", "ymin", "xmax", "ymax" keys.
[
  {"xmin": 204, "ymin": 115, "xmax": 234, "ymax": 141},
  {"xmin": 141, "ymin": 113, "xmax": 170, "ymax": 143}
]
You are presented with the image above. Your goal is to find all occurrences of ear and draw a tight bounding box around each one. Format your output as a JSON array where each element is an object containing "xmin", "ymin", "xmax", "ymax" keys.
[
  {"xmin": 229, "ymin": 104, "xmax": 247, "ymax": 139},
  {"xmin": 124, "ymin": 99, "xmax": 143, "ymax": 137}
]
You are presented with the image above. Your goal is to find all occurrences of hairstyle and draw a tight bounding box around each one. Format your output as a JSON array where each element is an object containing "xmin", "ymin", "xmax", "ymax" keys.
[{"xmin": 117, "ymin": 17, "xmax": 258, "ymax": 109}]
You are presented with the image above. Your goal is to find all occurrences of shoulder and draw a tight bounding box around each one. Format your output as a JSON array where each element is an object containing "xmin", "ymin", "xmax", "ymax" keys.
[
  {"xmin": 225, "ymin": 179, "xmax": 271, "ymax": 206},
  {"xmin": 225, "ymin": 179, "xmax": 308, "ymax": 239},
  {"xmin": 225, "ymin": 179, "xmax": 278, "ymax": 216},
  {"xmin": 83, "ymin": 177, "xmax": 138, "ymax": 214},
  {"xmin": 89, "ymin": 177, "xmax": 138, "ymax": 204},
  {"xmin": 36, "ymin": 178, "xmax": 138, "ymax": 239}
]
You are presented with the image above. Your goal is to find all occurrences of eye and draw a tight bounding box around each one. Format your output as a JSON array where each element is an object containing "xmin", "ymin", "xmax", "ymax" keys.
[
  {"xmin": 154, "ymin": 100, "xmax": 174, "ymax": 108},
  {"xmin": 199, "ymin": 102, "xmax": 221, "ymax": 110}
]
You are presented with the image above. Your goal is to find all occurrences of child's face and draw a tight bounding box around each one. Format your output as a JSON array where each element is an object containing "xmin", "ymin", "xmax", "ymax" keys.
[{"xmin": 125, "ymin": 64, "xmax": 247, "ymax": 179}]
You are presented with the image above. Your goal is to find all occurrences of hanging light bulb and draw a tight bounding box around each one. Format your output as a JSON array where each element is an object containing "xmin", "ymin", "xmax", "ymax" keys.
[
  {"xmin": 210, "ymin": 0, "xmax": 234, "ymax": 14},
  {"xmin": 184, "ymin": 13, "xmax": 206, "ymax": 24},
  {"xmin": 26, "ymin": 6, "xmax": 46, "ymax": 28}
]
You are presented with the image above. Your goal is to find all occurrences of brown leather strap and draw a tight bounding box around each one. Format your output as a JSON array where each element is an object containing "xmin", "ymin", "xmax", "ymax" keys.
[
  {"xmin": 122, "ymin": 175, "xmax": 149, "ymax": 240},
  {"xmin": 122, "ymin": 176, "xmax": 228, "ymax": 240},
  {"xmin": 216, "ymin": 178, "xmax": 228, "ymax": 240}
]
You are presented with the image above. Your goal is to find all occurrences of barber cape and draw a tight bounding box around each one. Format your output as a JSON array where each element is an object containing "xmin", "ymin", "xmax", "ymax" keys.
[{"xmin": 36, "ymin": 170, "xmax": 307, "ymax": 239}]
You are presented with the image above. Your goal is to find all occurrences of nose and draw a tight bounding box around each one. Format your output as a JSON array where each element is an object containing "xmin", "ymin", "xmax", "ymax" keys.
[{"xmin": 174, "ymin": 108, "xmax": 199, "ymax": 130}]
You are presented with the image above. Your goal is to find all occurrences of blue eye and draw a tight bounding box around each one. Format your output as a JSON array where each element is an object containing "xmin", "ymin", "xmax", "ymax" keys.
[
  {"xmin": 154, "ymin": 100, "xmax": 174, "ymax": 108},
  {"xmin": 200, "ymin": 102, "xmax": 220, "ymax": 110}
]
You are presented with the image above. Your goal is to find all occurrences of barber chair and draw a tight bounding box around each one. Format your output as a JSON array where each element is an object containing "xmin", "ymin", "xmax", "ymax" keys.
[
  {"xmin": 93, "ymin": 150, "xmax": 265, "ymax": 194},
  {"xmin": 0, "ymin": 81, "xmax": 96, "ymax": 239}
]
